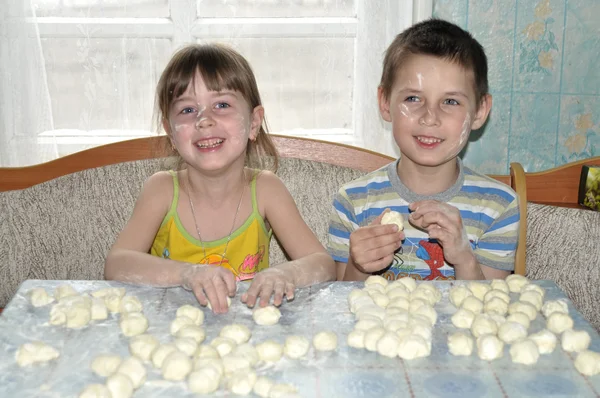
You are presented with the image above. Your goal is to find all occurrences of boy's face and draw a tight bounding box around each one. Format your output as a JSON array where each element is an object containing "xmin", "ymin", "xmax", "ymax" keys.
[{"xmin": 378, "ymin": 54, "xmax": 491, "ymax": 169}]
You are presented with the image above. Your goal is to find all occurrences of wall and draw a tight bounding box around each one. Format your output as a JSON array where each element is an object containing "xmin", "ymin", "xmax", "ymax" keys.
[{"xmin": 434, "ymin": 0, "xmax": 599, "ymax": 173}]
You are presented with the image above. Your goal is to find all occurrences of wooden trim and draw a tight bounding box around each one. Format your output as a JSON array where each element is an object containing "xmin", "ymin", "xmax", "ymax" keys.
[
  {"xmin": 510, "ymin": 162, "xmax": 527, "ymax": 276},
  {"xmin": 0, "ymin": 135, "xmax": 394, "ymax": 192},
  {"xmin": 524, "ymin": 156, "xmax": 600, "ymax": 207}
]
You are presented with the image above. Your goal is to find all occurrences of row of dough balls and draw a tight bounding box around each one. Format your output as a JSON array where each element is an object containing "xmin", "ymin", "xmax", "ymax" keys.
[
  {"xmin": 346, "ymin": 275, "xmax": 441, "ymax": 360},
  {"xmin": 447, "ymin": 275, "xmax": 600, "ymax": 376}
]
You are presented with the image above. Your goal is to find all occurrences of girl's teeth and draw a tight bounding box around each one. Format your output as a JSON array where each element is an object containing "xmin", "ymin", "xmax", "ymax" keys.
[{"xmin": 196, "ymin": 139, "xmax": 223, "ymax": 148}]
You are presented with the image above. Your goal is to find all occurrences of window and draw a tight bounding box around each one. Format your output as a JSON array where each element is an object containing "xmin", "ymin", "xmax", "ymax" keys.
[{"xmin": 2, "ymin": 0, "xmax": 432, "ymax": 166}]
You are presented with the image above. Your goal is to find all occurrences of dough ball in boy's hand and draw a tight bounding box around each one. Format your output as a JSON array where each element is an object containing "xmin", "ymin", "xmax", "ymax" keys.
[{"xmin": 381, "ymin": 211, "xmax": 404, "ymax": 231}]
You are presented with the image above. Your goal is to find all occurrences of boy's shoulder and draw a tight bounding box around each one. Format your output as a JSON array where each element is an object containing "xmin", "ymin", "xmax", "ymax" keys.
[
  {"xmin": 337, "ymin": 161, "xmax": 395, "ymax": 192},
  {"xmin": 461, "ymin": 165, "xmax": 518, "ymax": 202}
]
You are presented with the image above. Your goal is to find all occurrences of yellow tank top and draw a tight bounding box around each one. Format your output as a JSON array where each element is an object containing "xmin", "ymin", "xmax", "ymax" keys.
[{"xmin": 151, "ymin": 171, "xmax": 272, "ymax": 281}]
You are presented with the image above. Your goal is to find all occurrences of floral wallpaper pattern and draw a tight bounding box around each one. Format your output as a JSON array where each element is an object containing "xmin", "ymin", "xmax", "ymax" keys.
[{"xmin": 434, "ymin": 0, "xmax": 599, "ymax": 173}]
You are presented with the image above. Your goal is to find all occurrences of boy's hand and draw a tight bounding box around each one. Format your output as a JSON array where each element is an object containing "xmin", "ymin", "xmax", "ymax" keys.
[
  {"xmin": 181, "ymin": 265, "xmax": 236, "ymax": 314},
  {"xmin": 408, "ymin": 200, "xmax": 476, "ymax": 267},
  {"xmin": 242, "ymin": 268, "xmax": 295, "ymax": 308},
  {"xmin": 349, "ymin": 212, "xmax": 404, "ymax": 274}
]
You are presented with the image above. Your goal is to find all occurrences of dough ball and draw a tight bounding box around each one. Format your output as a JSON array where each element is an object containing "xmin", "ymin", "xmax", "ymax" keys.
[
  {"xmin": 448, "ymin": 331, "xmax": 474, "ymax": 356},
  {"xmin": 508, "ymin": 301, "xmax": 537, "ymax": 321},
  {"xmin": 484, "ymin": 289, "xmax": 510, "ymax": 304},
  {"xmin": 28, "ymin": 288, "xmax": 54, "ymax": 307},
  {"xmin": 161, "ymin": 350, "xmax": 192, "ymax": 381},
  {"xmin": 385, "ymin": 280, "xmax": 409, "ymax": 293},
  {"xmin": 384, "ymin": 319, "xmax": 409, "ymax": 333},
  {"xmin": 206, "ymin": 296, "xmax": 232, "ymax": 311},
  {"xmin": 193, "ymin": 357, "xmax": 224, "ymax": 375},
  {"xmin": 574, "ymin": 351, "xmax": 600, "ymax": 376},
  {"xmin": 546, "ymin": 312, "xmax": 573, "ymax": 335},
  {"xmin": 468, "ymin": 281, "xmax": 491, "ymax": 301},
  {"xmin": 253, "ymin": 306, "xmax": 282, "ymax": 326},
  {"xmin": 411, "ymin": 304, "xmax": 437, "ymax": 326},
  {"xmin": 269, "ymin": 383, "xmax": 298, "ymax": 398},
  {"xmin": 170, "ymin": 315, "xmax": 195, "ymax": 335},
  {"xmin": 151, "ymin": 344, "xmax": 177, "ymax": 369},
  {"xmin": 412, "ymin": 283, "xmax": 442, "ymax": 305},
  {"xmin": 542, "ymin": 300, "xmax": 569, "ymax": 318},
  {"xmin": 176, "ymin": 304, "xmax": 204, "ymax": 325},
  {"xmin": 489, "ymin": 279, "xmax": 509, "ymax": 294},
  {"xmin": 396, "ymin": 277, "xmax": 417, "ymax": 292},
  {"xmin": 364, "ymin": 275, "xmax": 389, "ymax": 287},
  {"xmin": 253, "ymin": 376, "xmax": 274, "ymax": 398},
  {"xmin": 354, "ymin": 318, "xmax": 382, "ymax": 331},
  {"xmin": 408, "ymin": 298, "xmax": 429, "ymax": 313},
  {"xmin": 364, "ymin": 327, "xmax": 386, "ymax": 352},
  {"xmin": 350, "ymin": 296, "xmax": 376, "ymax": 314},
  {"xmin": 65, "ymin": 305, "xmax": 92, "ymax": 329},
  {"xmin": 232, "ymin": 343, "xmax": 260, "ymax": 367},
  {"xmin": 381, "ymin": 210, "xmax": 405, "ymax": 231},
  {"xmin": 284, "ymin": 335, "xmax": 310, "ymax": 359},
  {"xmin": 505, "ymin": 274, "xmax": 529, "ymax": 293},
  {"xmin": 387, "ymin": 297, "xmax": 410, "ymax": 311},
  {"xmin": 176, "ymin": 324, "xmax": 206, "ymax": 343},
  {"xmin": 510, "ymin": 339, "xmax": 539, "ymax": 365},
  {"xmin": 104, "ymin": 294, "xmax": 123, "ymax": 313},
  {"xmin": 49, "ymin": 304, "xmax": 67, "ymax": 326},
  {"xmin": 313, "ymin": 331, "xmax": 338, "ymax": 352},
  {"xmin": 506, "ymin": 312, "xmax": 531, "ymax": 329},
  {"xmin": 471, "ymin": 314, "xmax": 498, "ymax": 338},
  {"xmin": 449, "ymin": 285, "xmax": 473, "ymax": 308},
  {"xmin": 90, "ymin": 297, "xmax": 108, "ymax": 321},
  {"xmin": 356, "ymin": 305, "xmax": 386, "ymax": 322},
  {"xmin": 365, "ymin": 284, "xmax": 386, "ymax": 296},
  {"xmin": 222, "ymin": 354, "xmax": 252, "ymax": 375},
  {"xmin": 397, "ymin": 334, "xmax": 431, "ymax": 360},
  {"xmin": 195, "ymin": 344, "xmax": 220, "ymax": 359},
  {"xmin": 92, "ymin": 287, "xmax": 126, "ymax": 299},
  {"xmin": 347, "ymin": 289, "xmax": 369, "ymax": 307},
  {"xmin": 228, "ymin": 369, "xmax": 257, "ymax": 395},
  {"xmin": 54, "ymin": 284, "xmax": 78, "ymax": 300},
  {"xmin": 347, "ymin": 329, "xmax": 366, "ymax": 349},
  {"xmin": 220, "ymin": 324, "xmax": 251, "ymax": 344},
  {"xmin": 461, "ymin": 296, "xmax": 484, "ymax": 314},
  {"xmin": 129, "ymin": 334, "xmax": 159, "ymax": 362},
  {"xmin": 210, "ymin": 337, "xmax": 237, "ymax": 358},
  {"xmin": 408, "ymin": 318, "xmax": 433, "ymax": 341},
  {"xmin": 484, "ymin": 297, "xmax": 509, "ymax": 316},
  {"xmin": 119, "ymin": 312, "xmax": 148, "ymax": 337},
  {"xmin": 91, "ymin": 354, "xmax": 122, "ymax": 377},
  {"xmin": 529, "ymin": 329, "xmax": 557, "ymax": 355},
  {"xmin": 119, "ymin": 296, "xmax": 142, "ymax": 313},
  {"xmin": 15, "ymin": 341, "xmax": 60, "ymax": 367},
  {"xmin": 521, "ymin": 283, "xmax": 545, "ymax": 300},
  {"xmin": 79, "ymin": 384, "xmax": 111, "ymax": 398},
  {"xmin": 387, "ymin": 286, "xmax": 410, "ymax": 300},
  {"xmin": 371, "ymin": 292, "xmax": 390, "ymax": 308},
  {"xmin": 497, "ymin": 321, "xmax": 528, "ymax": 344},
  {"xmin": 489, "ymin": 313, "xmax": 507, "ymax": 328},
  {"xmin": 561, "ymin": 329, "xmax": 591, "ymax": 353},
  {"xmin": 376, "ymin": 331, "xmax": 401, "ymax": 358},
  {"xmin": 116, "ymin": 356, "xmax": 146, "ymax": 389},
  {"xmin": 174, "ymin": 337, "xmax": 198, "ymax": 357},
  {"xmin": 519, "ymin": 291, "xmax": 543, "ymax": 311},
  {"xmin": 256, "ymin": 340, "xmax": 284, "ymax": 362},
  {"xmin": 106, "ymin": 373, "xmax": 134, "ymax": 398},
  {"xmin": 451, "ymin": 308, "xmax": 476, "ymax": 329},
  {"xmin": 188, "ymin": 367, "xmax": 221, "ymax": 394},
  {"xmin": 476, "ymin": 334, "xmax": 504, "ymax": 361}
]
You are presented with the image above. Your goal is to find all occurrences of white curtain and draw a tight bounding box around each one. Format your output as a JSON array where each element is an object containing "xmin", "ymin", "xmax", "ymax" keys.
[{"xmin": 0, "ymin": 0, "xmax": 54, "ymax": 167}]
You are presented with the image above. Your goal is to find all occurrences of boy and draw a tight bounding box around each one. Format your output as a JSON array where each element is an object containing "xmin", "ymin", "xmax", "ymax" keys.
[{"xmin": 328, "ymin": 19, "xmax": 519, "ymax": 281}]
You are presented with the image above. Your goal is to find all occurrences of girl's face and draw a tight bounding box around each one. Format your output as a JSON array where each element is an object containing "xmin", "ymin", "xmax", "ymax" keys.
[
  {"xmin": 379, "ymin": 54, "xmax": 491, "ymax": 170},
  {"xmin": 166, "ymin": 71, "xmax": 263, "ymax": 174}
]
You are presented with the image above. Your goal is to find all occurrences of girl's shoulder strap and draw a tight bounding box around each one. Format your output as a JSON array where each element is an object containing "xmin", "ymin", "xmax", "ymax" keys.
[{"xmin": 166, "ymin": 170, "xmax": 180, "ymax": 215}]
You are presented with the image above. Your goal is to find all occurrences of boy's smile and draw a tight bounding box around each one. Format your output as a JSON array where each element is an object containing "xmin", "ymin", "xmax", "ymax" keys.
[{"xmin": 379, "ymin": 54, "xmax": 490, "ymax": 172}]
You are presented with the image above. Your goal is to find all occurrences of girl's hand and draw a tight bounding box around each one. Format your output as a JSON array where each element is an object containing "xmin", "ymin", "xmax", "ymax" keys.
[
  {"xmin": 408, "ymin": 200, "xmax": 476, "ymax": 267},
  {"xmin": 181, "ymin": 264, "xmax": 236, "ymax": 314},
  {"xmin": 241, "ymin": 267, "xmax": 295, "ymax": 308}
]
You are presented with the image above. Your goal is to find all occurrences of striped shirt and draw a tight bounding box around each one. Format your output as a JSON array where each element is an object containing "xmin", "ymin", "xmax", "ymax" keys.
[{"xmin": 328, "ymin": 158, "xmax": 520, "ymax": 280}]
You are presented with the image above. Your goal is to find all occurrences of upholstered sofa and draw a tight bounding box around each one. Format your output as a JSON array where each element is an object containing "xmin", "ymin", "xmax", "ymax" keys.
[{"xmin": 1, "ymin": 137, "xmax": 599, "ymax": 331}]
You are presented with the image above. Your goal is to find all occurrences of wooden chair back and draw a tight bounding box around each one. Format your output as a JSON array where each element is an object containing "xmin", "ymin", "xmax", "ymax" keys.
[{"xmin": 0, "ymin": 135, "xmax": 526, "ymax": 276}]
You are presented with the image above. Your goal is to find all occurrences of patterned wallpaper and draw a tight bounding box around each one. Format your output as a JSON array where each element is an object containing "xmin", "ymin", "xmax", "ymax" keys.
[{"xmin": 433, "ymin": 0, "xmax": 599, "ymax": 173}]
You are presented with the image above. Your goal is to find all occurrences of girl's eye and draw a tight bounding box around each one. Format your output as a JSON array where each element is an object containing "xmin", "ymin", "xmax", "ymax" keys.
[
  {"xmin": 405, "ymin": 96, "xmax": 420, "ymax": 102},
  {"xmin": 444, "ymin": 99, "xmax": 459, "ymax": 105},
  {"xmin": 180, "ymin": 107, "xmax": 196, "ymax": 115},
  {"xmin": 215, "ymin": 102, "xmax": 230, "ymax": 109}
]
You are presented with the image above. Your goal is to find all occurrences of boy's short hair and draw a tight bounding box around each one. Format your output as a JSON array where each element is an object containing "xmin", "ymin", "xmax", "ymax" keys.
[{"xmin": 380, "ymin": 19, "xmax": 489, "ymax": 104}]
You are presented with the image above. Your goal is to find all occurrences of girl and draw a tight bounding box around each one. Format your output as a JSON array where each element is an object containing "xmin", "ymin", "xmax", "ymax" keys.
[{"xmin": 104, "ymin": 44, "xmax": 336, "ymax": 313}]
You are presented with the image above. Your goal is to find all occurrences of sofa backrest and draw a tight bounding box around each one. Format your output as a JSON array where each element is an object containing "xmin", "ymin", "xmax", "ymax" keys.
[{"xmin": 0, "ymin": 157, "xmax": 367, "ymax": 307}]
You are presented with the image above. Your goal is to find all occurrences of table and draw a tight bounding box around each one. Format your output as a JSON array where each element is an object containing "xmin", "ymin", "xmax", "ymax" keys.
[{"xmin": 1, "ymin": 280, "xmax": 599, "ymax": 397}]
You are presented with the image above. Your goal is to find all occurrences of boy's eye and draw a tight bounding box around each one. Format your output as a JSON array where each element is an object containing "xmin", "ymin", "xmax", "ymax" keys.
[
  {"xmin": 215, "ymin": 102, "xmax": 230, "ymax": 109},
  {"xmin": 444, "ymin": 99, "xmax": 460, "ymax": 105},
  {"xmin": 405, "ymin": 96, "xmax": 420, "ymax": 102}
]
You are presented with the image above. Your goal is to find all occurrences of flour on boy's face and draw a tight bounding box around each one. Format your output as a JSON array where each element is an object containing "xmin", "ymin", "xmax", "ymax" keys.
[{"xmin": 382, "ymin": 54, "xmax": 483, "ymax": 169}]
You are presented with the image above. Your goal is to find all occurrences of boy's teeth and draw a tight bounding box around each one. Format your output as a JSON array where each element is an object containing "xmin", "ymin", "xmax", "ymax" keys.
[
  {"xmin": 417, "ymin": 136, "xmax": 442, "ymax": 144},
  {"xmin": 196, "ymin": 139, "xmax": 223, "ymax": 148}
]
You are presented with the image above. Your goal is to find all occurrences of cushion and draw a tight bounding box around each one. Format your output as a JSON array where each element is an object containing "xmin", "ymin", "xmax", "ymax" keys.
[{"xmin": 526, "ymin": 202, "xmax": 600, "ymax": 331}]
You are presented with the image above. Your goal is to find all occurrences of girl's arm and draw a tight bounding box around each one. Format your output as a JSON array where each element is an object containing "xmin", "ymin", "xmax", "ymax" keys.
[
  {"xmin": 104, "ymin": 171, "xmax": 185, "ymax": 286},
  {"xmin": 241, "ymin": 171, "xmax": 336, "ymax": 307}
]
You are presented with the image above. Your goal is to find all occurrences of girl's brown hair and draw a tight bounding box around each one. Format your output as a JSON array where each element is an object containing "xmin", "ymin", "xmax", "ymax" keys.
[{"xmin": 155, "ymin": 43, "xmax": 278, "ymax": 171}]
